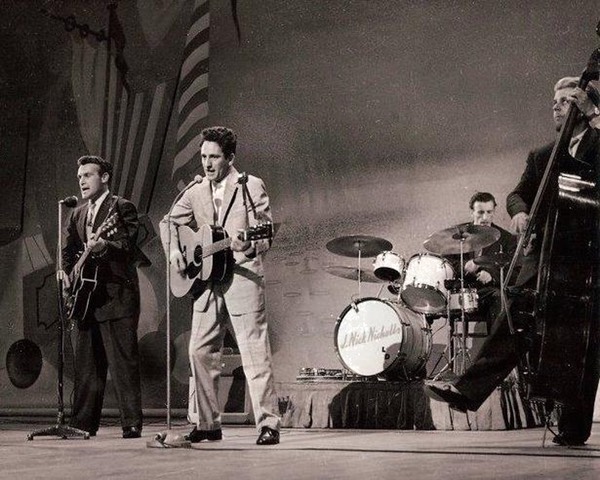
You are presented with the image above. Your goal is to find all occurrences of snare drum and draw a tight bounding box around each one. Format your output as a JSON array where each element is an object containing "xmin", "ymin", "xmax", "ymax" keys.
[
  {"xmin": 401, "ymin": 253, "xmax": 455, "ymax": 314},
  {"xmin": 373, "ymin": 251, "xmax": 405, "ymax": 282},
  {"xmin": 334, "ymin": 297, "xmax": 432, "ymax": 379},
  {"xmin": 448, "ymin": 288, "xmax": 479, "ymax": 313}
]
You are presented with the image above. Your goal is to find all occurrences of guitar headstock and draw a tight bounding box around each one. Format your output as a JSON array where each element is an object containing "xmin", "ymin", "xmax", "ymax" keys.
[
  {"xmin": 97, "ymin": 213, "xmax": 118, "ymax": 238},
  {"xmin": 239, "ymin": 222, "xmax": 273, "ymax": 242}
]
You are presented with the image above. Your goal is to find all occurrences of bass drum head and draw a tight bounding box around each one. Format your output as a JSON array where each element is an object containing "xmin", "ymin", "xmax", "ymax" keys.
[
  {"xmin": 334, "ymin": 298, "xmax": 405, "ymax": 377},
  {"xmin": 334, "ymin": 298, "xmax": 432, "ymax": 379}
]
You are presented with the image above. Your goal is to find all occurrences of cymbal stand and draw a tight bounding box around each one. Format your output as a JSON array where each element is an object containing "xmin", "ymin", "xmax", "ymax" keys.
[
  {"xmin": 498, "ymin": 246, "xmax": 515, "ymax": 335},
  {"xmin": 355, "ymin": 241, "xmax": 362, "ymax": 298},
  {"xmin": 432, "ymin": 240, "xmax": 470, "ymax": 379},
  {"xmin": 457, "ymin": 237, "xmax": 469, "ymax": 374}
]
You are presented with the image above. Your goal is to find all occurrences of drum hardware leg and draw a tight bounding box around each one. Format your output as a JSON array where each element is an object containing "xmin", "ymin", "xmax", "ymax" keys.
[
  {"xmin": 499, "ymin": 260, "xmax": 516, "ymax": 335},
  {"xmin": 431, "ymin": 343, "xmax": 472, "ymax": 380},
  {"xmin": 448, "ymin": 302, "xmax": 454, "ymax": 371},
  {"xmin": 430, "ymin": 304, "xmax": 457, "ymax": 379},
  {"xmin": 430, "ymin": 354, "xmax": 451, "ymax": 380},
  {"xmin": 357, "ymin": 246, "xmax": 362, "ymax": 298},
  {"xmin": 431, "ymin": 313, "xmax": 461, "ymax": 380},
  {"xmin": 458, "ymin": 238, "xmax": 469, "ymax": 374},
  {"xmin": 541, "ymin": 399, "xmax": 557, "ymax": 448}
]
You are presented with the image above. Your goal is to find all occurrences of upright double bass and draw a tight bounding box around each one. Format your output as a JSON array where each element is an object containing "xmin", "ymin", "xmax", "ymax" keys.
[{"xmin": 504, "ymin": 45, "xmax": 600, "ymax": 406}]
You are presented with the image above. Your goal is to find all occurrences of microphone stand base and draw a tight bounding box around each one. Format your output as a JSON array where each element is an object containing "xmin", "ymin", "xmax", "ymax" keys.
[
  {"xmin": 27, "ymin": 421, "xmax": 90, "ymax": 440},
  {"xmin": 146, "ymin": 432, "xmax": 191, "ymax": 449}
]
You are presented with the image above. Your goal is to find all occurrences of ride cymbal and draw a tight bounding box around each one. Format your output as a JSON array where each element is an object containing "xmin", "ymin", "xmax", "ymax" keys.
[
  {"xmin": 325, "ymin": 235, "xmax": 393, "ymax": 258},
  {"xmin": 325, "ymin": 266, "xmax": 383, "ymax": 283},
  {"xmin": 423, "ymin": 224, "xmax": 500, "ymax": 255}
]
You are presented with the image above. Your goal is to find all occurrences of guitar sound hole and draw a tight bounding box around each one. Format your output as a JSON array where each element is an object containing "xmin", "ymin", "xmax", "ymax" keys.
[{"xmin": 194, "ymin": 245, "xmax": 203, "ymax": 264}]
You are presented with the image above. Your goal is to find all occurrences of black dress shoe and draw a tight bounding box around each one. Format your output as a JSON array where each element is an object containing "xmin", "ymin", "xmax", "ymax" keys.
[
  {"xmin": 423, "ymin": 381, "xmax": 476, "ymax": 413},
  {"xmin": 122, "ymin": 426, "xmax": 142, "ymax": 439},
  {"xmin": 552, "ymin": 434, "xmax": 586, "ymax": 447},
  {"xmin": 256, "ymin": 427, "xmax": 280, "ymax": 445},
  {"xmin": 185, "ymin": 427, "xmax": 222, "ymax": 443}
]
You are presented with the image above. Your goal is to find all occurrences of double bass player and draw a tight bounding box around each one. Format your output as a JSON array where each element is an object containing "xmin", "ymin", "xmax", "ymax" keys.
[{"xmin": 425, "ymin": 76, "xmax": 600, "ymax": 447}]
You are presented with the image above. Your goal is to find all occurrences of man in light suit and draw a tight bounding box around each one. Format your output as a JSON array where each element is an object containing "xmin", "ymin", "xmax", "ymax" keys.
[{"xmin": 160, "ymin": 126, "xmax": 281, "ymax": 445}]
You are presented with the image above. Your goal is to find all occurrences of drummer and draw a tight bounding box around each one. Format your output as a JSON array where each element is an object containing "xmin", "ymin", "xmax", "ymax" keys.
[{"xmin": 445, "ymin": 192, "xmax": 516, "ymax": 331}]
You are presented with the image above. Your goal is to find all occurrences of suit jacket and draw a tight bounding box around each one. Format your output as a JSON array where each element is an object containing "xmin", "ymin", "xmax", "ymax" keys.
[
  {"xmin": 160, "ymin": 167, "xmax": 272, "ymax": 315},
  {"xmin": 507, "ymin": 128, "xmax": 600, "ymax": 217},
  {"xmin": 63, "ymin": 194, "xmax": 140, "ymax": 322},
  {"xmin": 446, "ymin": 222, "xmax": 516, "ymax": 288}
]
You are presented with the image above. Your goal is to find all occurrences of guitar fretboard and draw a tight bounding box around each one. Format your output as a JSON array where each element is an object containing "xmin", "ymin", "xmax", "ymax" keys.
[{"xmin": 201, "ymin": 237, "xmax": 233, "ymax": 258}]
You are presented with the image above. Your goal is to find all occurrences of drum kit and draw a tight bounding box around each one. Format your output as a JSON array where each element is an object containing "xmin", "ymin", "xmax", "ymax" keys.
[{"xmin": 326, "ymin": 224, "xmax": 506, "ymax": 380}]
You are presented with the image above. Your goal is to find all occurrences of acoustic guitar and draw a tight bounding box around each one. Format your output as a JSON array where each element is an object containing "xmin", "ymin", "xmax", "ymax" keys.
[
  {"xmin": 170, "ymin": 222, "xmax": 273, "ymax": 298},
  {"xmin": 65, "ymin": 213, "xmax": 117, "ymax": 321}
]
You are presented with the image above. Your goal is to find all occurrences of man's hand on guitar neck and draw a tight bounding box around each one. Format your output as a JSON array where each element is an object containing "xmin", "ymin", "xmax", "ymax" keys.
[
  {"xmin": 170, "ymin": 249, "xmax": 186, "ymax": 274},
  {"xmin": 88, "ymin": 233, "xmax": 107, "ymax": 253},
  {"xmin": 230, "ymin": 236, "xmax": 251, "ymax": 253}
]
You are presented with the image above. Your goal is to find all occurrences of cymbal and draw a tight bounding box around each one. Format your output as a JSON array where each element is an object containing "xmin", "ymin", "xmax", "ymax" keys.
[
  {"xmin": 325, "ymin": 266, "xmax": 383, "ymax": 283},
  {"xmin": 474, "ymin": 252, "xmax": 513, "ymax": 267},
  {"xmin": 326, "ymin": 235, "xmax": 392, "ymax": 258},
  {"xmin": 423, "ymin": 224, "xmax": 500, "ymax": 255}
]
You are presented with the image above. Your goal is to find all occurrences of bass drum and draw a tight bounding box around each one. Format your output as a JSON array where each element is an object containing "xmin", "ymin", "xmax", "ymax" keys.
[{"xmin": 334, "ymin": 298, "xmax": 432, "ymax": 380}]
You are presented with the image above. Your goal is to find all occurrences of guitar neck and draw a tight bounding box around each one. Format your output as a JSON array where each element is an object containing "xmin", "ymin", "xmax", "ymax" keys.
[
  {"xmin": 202, "ymin": 237, "xmax": 232, "ymax": 258},
  {"xmin": 69, "ymin": 207, "xmax": 117, "ymax": 281}
]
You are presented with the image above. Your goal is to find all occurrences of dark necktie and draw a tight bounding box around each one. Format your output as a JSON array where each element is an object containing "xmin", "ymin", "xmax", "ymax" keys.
[{"xmin": 86, "ymin": 202, "xmax": 96, "ymax": 239}]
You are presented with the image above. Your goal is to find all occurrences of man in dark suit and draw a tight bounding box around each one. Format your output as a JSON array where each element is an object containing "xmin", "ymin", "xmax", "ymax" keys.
[
  {"xmin": 424, "ymin": 77, "xmax": 600, "ymax": 446},
  {"xmin": 62, "ymin": 155, "xmax": 143, "ymax": 439},
  {"xmin": 445, "ymin": 192, "xmax": 516, "ymax": 333}
]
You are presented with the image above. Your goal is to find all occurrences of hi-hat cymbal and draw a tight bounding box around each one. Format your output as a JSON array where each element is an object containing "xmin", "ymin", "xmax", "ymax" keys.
[
  {"xmin": 325, "ymin": 235, "xmax": 392, "ymax": 258},
  {"xmin": 423, "ymin": 224, "xmax": 500, "ymax": 255},
  {"xmin": 474, "ymin": 252, "xmax": 513, "ymax": 267},
  {"xmin": 325, "ymin": 266, "xmax": 383, "ymax": 283}
]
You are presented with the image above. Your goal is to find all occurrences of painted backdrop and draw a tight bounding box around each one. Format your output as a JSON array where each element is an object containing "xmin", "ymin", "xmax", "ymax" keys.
[{"xmin": 1, "ymin": 0, "xmax": 599, "ymax": 414}]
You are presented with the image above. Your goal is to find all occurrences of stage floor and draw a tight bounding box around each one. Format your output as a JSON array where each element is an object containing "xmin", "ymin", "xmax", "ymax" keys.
[{"xmin": 1, "ymin": 421, "xmax": 599, "ymax": 479}]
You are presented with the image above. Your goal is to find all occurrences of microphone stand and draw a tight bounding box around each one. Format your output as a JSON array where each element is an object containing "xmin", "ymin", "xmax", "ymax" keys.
[
  {"xmin": 163, "ymin": 178, "xmax": 201, "ymax": 430},
  {"xmin": 28, "ymin": 200, "xmax": 89, "ymax": 440}
]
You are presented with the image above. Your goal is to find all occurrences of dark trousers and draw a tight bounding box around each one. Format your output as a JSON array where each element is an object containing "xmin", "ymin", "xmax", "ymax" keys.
[
  {"xmin": 477, "ymin": 286, "xmax": 502, "ymax": 333},
  {"xmin": 454, "ymin": 306, "xmax": 522, "ymax": 407},
  {"xmin": 455, "ymin": 294, "xmax": 600, "ymax": 443},
  {"xmin": 70, "ymin": 315, "xmax": 143, "ymax": 433}
]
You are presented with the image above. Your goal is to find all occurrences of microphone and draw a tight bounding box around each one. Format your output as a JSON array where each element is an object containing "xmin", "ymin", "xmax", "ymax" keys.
[
  {"xmin": 192, "ymin": 174, "xmax": 203, "ymax": 186},
  {"xmin": 170, "ymin": 175, "xmax": 204, "ymax": 213},
  {"xmin": 179, "ymin": 175, "xmax": 203, "ymax": 192},
  {"xmin": 59, "ymin": 196, "xmax": 79, "ymax": 208}
]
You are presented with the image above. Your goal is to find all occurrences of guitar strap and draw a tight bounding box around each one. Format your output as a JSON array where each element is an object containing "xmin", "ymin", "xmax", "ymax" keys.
[
  {"xmin": 220, "ymin": 187, "xmax": 238, "ymax": 227},
  {"xmin": 221, "ymin": 173, "xmax": 258, "ymax": 228},
  {"xmin": 92, "ymin": 195, "xmax": 118, "ymax": 233}
]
